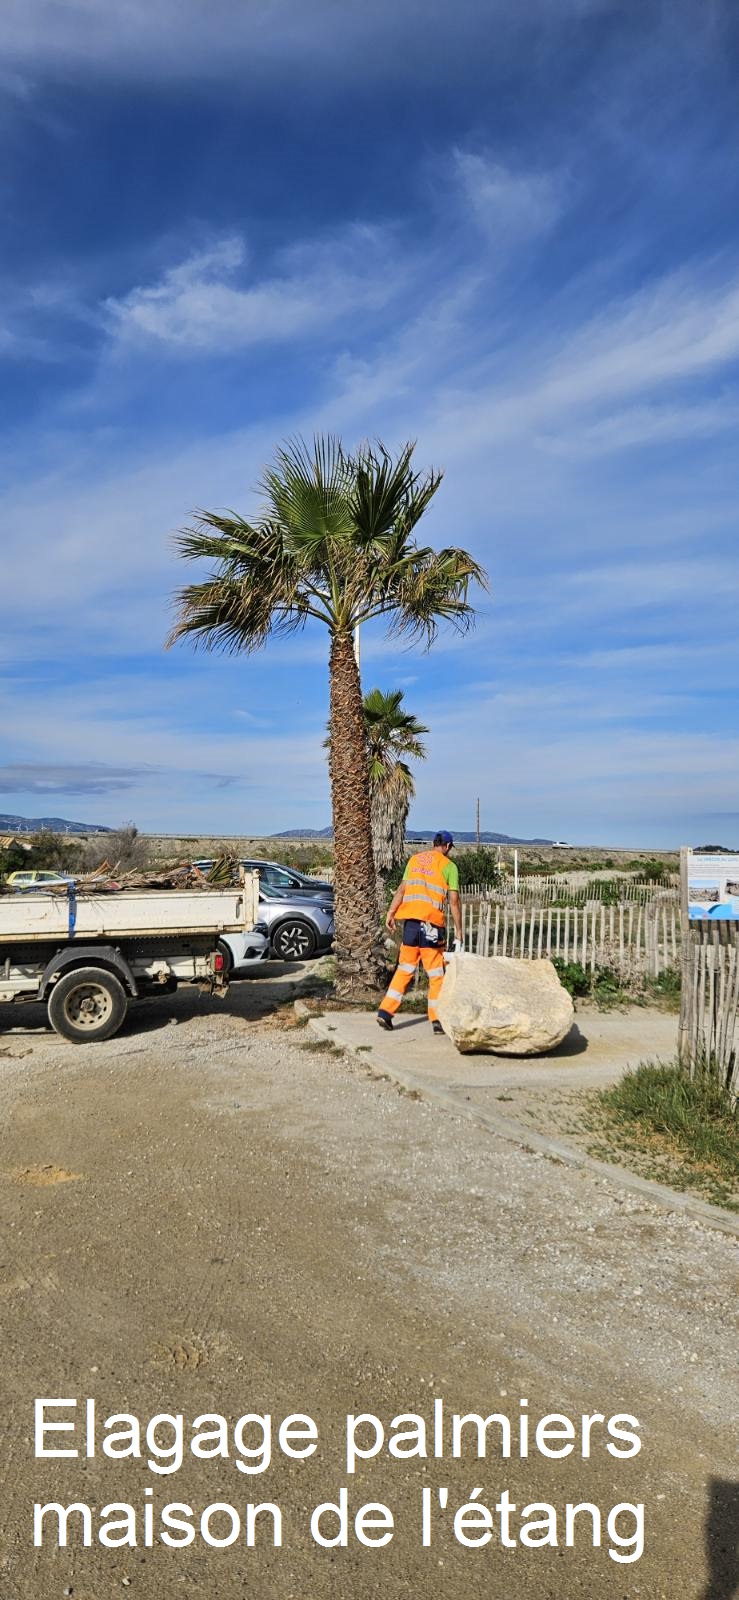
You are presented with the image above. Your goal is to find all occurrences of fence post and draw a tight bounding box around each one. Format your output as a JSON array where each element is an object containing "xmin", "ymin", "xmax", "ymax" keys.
[{"xmin": 678, "ymin": 846, "xmax": 690, "ymax": 1067}]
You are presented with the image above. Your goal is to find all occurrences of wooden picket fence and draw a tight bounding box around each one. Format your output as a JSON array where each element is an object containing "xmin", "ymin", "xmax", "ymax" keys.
[
  {"xmin": 463, "ymin": 876, "xmax": 678, "ymax": 907},
  {"xmin": 678, "ymin": 919, "xmax": 739, "ymax": 1097},
  {"xmin": 454, "ymin": 897, "xmax": 680, "ymax": 977}
]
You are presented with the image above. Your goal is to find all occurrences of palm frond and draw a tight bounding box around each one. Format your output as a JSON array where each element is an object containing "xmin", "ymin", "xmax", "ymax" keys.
[{"xmin": 261, "ymin": 435, "xmax": 354, "ymax": 554}]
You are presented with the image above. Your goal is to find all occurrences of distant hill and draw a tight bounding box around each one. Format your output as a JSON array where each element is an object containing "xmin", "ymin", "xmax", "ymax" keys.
[
  {"xmin": 275, "ymin": 827, "xmax": 555, "ymax": 845},
  {"xmin": 0, "ymin": 813, "xmax": 110, "ymax": 835}
]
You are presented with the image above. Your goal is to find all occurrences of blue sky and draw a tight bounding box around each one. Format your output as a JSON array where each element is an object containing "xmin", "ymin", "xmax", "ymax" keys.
[{"xmin": 1, "ymin": 0, "xmax": 739, "ymax": 846}]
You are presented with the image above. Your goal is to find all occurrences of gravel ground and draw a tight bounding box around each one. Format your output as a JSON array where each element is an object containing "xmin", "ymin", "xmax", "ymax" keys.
[{"xmin": 0, "ymin": 974, "xmax": 736, "ymax": 1599}]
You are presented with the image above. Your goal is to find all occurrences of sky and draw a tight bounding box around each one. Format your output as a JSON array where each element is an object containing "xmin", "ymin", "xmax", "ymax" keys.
[{"xmin": 1, "ymin": 0, "xmax": 739, "ymax": 847}]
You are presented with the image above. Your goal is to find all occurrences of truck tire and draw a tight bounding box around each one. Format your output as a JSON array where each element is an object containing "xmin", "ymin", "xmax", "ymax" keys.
[{"xmin": 47, "ymin": 967, "xmax": 128, "ymax": 1043}]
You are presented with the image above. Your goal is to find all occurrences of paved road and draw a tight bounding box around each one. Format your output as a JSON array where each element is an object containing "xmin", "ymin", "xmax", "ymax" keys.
[{"xmin": 0, "ymin": 977, "xmax": 736, "ymax": 1598}]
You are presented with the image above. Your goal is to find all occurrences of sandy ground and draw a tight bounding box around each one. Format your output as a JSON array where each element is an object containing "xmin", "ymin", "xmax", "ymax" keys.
[{"xmin": 0, "ymin": 970, "xmax": 737, "ymax": 1599}]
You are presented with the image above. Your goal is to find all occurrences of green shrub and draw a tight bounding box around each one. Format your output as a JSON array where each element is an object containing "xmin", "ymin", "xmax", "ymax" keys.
[
  {"xmin": 591, "ymin": 967, "xmax": 627, "ymax": 1007},
  {"xmin": 1, "ymin": 833, "xmax": 89, "ymax": 882},
  {"xmin": 552, "ymin": 959, "xmax": 590, "ymax": 997},
  {"xmin": 383, "ymin": 864, "xmax": 405, "ymax": 898},
  {"xmin": 589, "ymin": 878, "xmax": 622, "ymax": 905},
  {"xmin": 626, "ymin": 857, "xmax": 665, "ymax": 882},
  {"xmin": 455, "ymin": 846, "xmax": 502, "ymax": 890},
  {"xmin": 0, "ymin": 843, "xmax": 29, "ymax": 880}
]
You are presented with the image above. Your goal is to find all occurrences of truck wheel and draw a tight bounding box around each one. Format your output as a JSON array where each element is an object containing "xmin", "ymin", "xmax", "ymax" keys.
[{"xmin": 47, "ymin": 967, "xmax": 128, "ymax": 1043}]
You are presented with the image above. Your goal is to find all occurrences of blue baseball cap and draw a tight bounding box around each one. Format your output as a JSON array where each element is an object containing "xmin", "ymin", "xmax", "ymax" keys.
[{"xmin": 434, "ymin": 830, "xmax": 454, "ymax": 847}]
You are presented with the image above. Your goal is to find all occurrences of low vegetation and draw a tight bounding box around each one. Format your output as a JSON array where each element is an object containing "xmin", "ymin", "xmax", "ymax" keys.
[
  {"xmin": 595, "ymin": 1060, "xmax": 738, "ymax": 1211},
  {"xmin": 552, "ymin": 960, "xmax": 681, "ymax": 1011},
  {"xmin": 455, "ymin": 846, "xmax": 503, "ymax": 890}
]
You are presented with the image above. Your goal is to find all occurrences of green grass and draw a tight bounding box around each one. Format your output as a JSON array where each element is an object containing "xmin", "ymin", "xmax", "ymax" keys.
[
  {"xmin": 300, "ymin": 1038, "xmax": 344, "ymax": 1057},
  {"xmin": 597, "ymin": 1060, "xmax": 738, "ymax": 1210},
  {"xmin": 642, "ymin": 967, "xmax": 682, "ymax": 1011},
  {"xmin": 552, "ymin": 959, "xmax": 681, "ymax": 1012}
]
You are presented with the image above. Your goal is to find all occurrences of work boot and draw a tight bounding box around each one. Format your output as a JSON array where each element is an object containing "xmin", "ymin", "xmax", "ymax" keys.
[
  {"xmin": 432, "ymin": 1020, "xmax": 444, "ymax": 1035},
  {"xmin": 376, "ymin": 1010, "xmax": 394, "ymax": 1031}
]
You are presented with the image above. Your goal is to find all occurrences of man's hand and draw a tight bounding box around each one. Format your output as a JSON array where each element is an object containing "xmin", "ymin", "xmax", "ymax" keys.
[{"xmin": 385, "ymin": 885, "xmax": 405, "ymax": 933}]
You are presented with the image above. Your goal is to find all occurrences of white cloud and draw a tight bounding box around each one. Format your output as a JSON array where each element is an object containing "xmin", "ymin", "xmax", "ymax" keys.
[
  {"xmin": 454, "ymin": 151, "xmax": 565, "ymax": 243},
  {"xmin": 0, "ymin": 0, "xmax": 613, "ymax": 84},
  {"xmin": 540, "ymin": 272, "xmax": 739, "ymax": 409},
  {"xmin": 104, "ymin": 227, "xmax": 400, "ymax": 353},
  {"xmin": 538, "ymin": 398, "xmax": 739, "ymax": 456}
]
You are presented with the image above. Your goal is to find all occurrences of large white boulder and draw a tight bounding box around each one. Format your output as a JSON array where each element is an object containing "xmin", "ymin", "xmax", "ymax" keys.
[{"xmin": 436, "ymin": 955, "xmax": 574, "ymax": 1055}]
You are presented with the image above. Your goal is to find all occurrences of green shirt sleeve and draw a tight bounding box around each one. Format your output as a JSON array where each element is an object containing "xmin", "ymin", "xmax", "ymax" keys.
[{"xmin": 441, "ymin": 859, "xmax": 459, "ymax": 892}]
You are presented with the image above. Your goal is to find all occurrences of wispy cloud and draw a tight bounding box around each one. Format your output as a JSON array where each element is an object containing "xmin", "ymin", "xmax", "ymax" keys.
[
  {"xmin": 104, "ymin": 228, "xmax": 400, "ymax": 353},
  {"xmin": 0, "ymin": 761, "xmax": 244, "ymax": 796},
  {"xmin": 538, "ymin": 398, "xmax": 739, "ymax": 457},
  {"xmin": 453, "ymin": 150, "xmax": 565, "ymax": 244},
  {"xmin": 0, "ymin": 0, "xmax": 614, "ymax": 85}
]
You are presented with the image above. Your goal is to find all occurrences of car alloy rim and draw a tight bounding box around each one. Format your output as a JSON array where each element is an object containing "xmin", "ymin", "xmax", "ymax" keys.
[{"xmin": 278, "ymin": 923, "xmax": 312, "ymax": 958}]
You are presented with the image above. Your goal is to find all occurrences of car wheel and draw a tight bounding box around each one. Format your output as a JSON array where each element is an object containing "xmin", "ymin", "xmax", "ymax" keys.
[
  {"xmin": 271, "ymin": 919, "xmax": 317, "ymax": 961},
  {"xmin": 217, "ymin": 938, "xmax": 235, "ymax": 980}
]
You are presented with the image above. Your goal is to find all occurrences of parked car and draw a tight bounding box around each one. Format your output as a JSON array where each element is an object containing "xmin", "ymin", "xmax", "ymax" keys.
[
  {"xmin": 257, "ymin": 883, "xmax": 334, "ymax": 960},
  {"xmin": 239, "ymin": 859, "xmax": 333, "ymax": 898},
  {"xmin": 6, "ymin": 869, "xmax": 75, "ymax": 889},
  {"xmin": 193, "ymin": 865, "xmax": 334, "ymax": 962},
  {"xmin": 217, "ymin": 924, "xmax": 271, "ymax": 979}
]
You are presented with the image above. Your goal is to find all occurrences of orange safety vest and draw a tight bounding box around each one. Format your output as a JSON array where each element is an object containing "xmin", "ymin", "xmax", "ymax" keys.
[{"xmin": 398, "ymin": 849, "xmax": 449, "ymax": 927}]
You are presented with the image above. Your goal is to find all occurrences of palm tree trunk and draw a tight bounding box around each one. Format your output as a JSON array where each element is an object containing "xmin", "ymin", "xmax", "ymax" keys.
[
  {"xmin": 328, "ymin": 629, "xmax": 387, "ymax": 993},
  {"xmin": 370, "ymin": 793, "xmax": 387, "ymax": 923}
]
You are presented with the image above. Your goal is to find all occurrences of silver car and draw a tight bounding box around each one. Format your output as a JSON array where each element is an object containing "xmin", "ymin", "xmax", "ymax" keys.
[
  {"xmin": 255, "ymin": 883, "xmax": 335, "ymax": 960},
  {"xmin": 196, "ymin": 864, "xmax": 334, "ymax": 964}
]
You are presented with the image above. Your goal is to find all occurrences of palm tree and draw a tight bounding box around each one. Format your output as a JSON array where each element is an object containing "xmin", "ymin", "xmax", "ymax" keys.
[
  {"xmin": 364, "ymin": 688, "xmax": 427, "ymax": 910},
  {"xmin": 167, "ymin": 435, "xmax": 487, "ymax": 994}
]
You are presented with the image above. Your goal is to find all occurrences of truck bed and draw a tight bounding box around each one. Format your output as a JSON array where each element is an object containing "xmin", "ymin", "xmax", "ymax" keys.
[{"xmin": 0, "ymin": 881, "xmax": 258, "ymax": 943}]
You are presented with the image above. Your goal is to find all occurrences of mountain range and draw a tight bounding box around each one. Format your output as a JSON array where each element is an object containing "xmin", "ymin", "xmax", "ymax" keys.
[
  {"xmin": 0, "ymin": 813, "xmax": 111, "ymax": 835},
  {"xmin": 275, "ymin": 828, "xmax": 555, "ymax": 844},
  {"xmin": 0, "ymin": 814, "xmax": 556, "ymax": 845}
]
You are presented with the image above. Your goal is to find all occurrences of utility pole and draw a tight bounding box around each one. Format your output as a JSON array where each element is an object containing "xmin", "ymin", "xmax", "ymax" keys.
[{"xmin": 475, "ymin": 796, "xmax": 480, "ymax": 847}]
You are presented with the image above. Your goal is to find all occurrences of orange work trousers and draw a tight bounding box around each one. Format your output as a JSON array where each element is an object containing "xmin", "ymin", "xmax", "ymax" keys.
[{"xmin": 381, "ymin": 937, "xmax": 446, "ymax": 1021}]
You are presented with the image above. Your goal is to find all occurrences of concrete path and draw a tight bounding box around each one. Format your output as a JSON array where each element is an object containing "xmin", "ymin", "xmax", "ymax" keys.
[
  {"xmin": 306, "ymin": 1004, "xmax": 739, "ymax": 1236},
  {"xmin": 313, "ymin": 1004, "xmax": 677, "ymax": 1091}
]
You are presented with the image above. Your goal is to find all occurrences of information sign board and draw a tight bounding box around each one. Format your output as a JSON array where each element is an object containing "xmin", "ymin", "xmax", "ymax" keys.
[{"xmin": 686, "ymin": 851, "xmax": 739, "ymax": 920}]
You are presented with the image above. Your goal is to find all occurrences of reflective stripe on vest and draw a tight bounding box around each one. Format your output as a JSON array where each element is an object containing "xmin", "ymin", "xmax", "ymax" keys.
[{"xmin": 397, "ymin": 849, "xmax": 448, "ymax": 927}]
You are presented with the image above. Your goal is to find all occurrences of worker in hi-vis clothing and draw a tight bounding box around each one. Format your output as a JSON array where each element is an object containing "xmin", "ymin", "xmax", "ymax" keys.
[{"xmin": 377, "ymin": 831, "xmax": 463, "ymax": 1035}]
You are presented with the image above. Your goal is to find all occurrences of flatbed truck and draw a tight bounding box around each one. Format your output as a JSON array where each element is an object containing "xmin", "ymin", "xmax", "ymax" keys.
[{"xmin": 0, "ymin": 876, "xmax": 259, "ymax": 1043}]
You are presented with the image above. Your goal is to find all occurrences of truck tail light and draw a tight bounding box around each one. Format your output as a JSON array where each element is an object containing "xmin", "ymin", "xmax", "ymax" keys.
[{"xmin": 213, "ymin": 952, "xmax": 224, "ymax": 972}]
